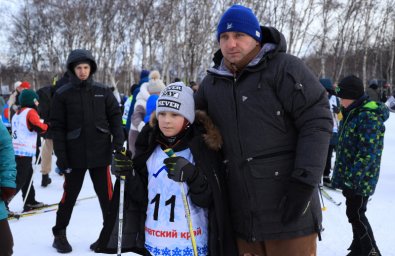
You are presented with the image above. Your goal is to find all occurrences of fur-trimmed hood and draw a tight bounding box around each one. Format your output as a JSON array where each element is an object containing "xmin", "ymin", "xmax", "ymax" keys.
[{"xmin": 149, "ymin": 110, "xmax": 223, "ymax": 151}]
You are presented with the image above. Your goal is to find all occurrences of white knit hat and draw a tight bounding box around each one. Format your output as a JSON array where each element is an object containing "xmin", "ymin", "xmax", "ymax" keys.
[
  {"xmin": 156, "ymin": 82, "xmax": 195, "ymax": 123},
  {"xmin": 147, "ymin": 70, "xmax": 165, "ymax": 94}
]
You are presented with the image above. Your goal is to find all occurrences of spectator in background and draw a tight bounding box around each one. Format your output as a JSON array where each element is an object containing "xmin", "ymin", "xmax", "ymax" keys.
[
  {"xmin": 128, "ymin": 70, "xmax": 165, "ymax": 156},
  {"xmin": 125, "ymin": 70, "xmax": 150, "ymax": 149},
  {"xmin": 189, "ymin": 81, "xmax": 199, "ymax": 93},
  {"xmin": 7, "ymin": 81, "xmax": 30, "ymax": 123},
  {"xmin": 332, "ymin": 75, "xmax": 388, "ymax": 255},
  {"xmin": 319, "ymin": 78, "xmax": 340, "ymax": 187},
  {"xmin": 0, "ymin": 95, "xmax": 5, "ymax": 116},
  {"xmin": 366, "ymin": 79, "xmax": 380, "ymax": 102},
  {"xmin": 122, "ymin": 83, "xmax": 138, "ymax": 141},
  {"xmin": 0, "ymin": 121, "xmax": 17, "ymax": 256}
]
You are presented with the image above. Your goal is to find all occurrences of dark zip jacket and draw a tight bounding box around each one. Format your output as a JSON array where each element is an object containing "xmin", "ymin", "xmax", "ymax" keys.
[
  {"xmin": 195, "ymin": 26, "xmax": 333, "ymax": 241},
  {"xmin": 50, "ymin": 49, "xmax": 124, "ymax": 169}
]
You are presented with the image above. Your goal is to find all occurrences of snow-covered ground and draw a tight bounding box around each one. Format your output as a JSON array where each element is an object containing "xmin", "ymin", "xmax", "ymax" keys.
[{"xmin": 8, "ymin": 113, "xmax": 395, "ymax": 256}]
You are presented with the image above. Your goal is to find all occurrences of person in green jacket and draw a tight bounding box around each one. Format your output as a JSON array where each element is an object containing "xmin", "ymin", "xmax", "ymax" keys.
[{"xmin": 332, "ymin": 75, "xmax": 389, "ymax": 256}]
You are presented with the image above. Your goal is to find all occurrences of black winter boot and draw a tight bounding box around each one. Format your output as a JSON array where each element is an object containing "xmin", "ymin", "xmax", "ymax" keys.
[
  {"xmin": 360, "ymin": 233, "xmax": 381, "ymax": 256},
  {"xmin": 346, "ymin": 238, "xmax": 362, "ymax": 256},
  {"xmin": 89, "ymin": 238, "xmax": 99, "ymax": 251},
  {"xmin": 23, "ymin": 200, "xmax": 45, "ymax": 212},
  {"xmin": 41, "ymin": 174, "xmax": 52, "ymax": 187},
  {"xmin": 53, "ymin": 229, "xmax": 72, "ymax": 253}
]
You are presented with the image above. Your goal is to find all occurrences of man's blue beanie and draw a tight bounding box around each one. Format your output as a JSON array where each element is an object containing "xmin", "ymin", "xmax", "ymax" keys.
[{"xmin": 217, "ymin": 5, "xmax": 261, "ymax": 42}]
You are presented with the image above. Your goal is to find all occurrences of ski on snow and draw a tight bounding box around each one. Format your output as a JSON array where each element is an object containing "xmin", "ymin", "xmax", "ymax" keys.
[
  {"xmin": 8, "ymin": 195, "xmax": 97, "ymax": 220},
  {"xmin": 320, "ymin": 187, "xmax": 342, "ymax": 206}
]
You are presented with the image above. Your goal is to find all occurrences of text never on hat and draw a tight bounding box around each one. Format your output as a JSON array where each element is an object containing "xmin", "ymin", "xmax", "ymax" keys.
[
  {"xmin": 156, "ymin": 82, "xmax": 195, "ymax": 124},
  {"xmin": 217, "ymin": 4, "xmax": 261, "ymax": 42}
]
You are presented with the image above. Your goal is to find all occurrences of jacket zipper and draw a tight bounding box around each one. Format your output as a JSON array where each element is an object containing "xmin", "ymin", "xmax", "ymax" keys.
[{"xmin": 212, "ymin": 168, "xmax": 221, "ymax": 193}]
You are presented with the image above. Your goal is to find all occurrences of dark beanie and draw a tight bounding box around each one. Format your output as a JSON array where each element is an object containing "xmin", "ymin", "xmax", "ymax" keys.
[
  {"xmin": 217, "ymin": 5, "xmax": 261, "ymax": 42},
  {"xmin": 319, "ymin": 78, "xmax": 333, "ymax": 91},
  {"xmin": 19, "ymin": 89, "xmax": 39, "ymax": 108},
  {"xmin": 336, "ymin": 75, "xmax": 364, "ymax": 100}
]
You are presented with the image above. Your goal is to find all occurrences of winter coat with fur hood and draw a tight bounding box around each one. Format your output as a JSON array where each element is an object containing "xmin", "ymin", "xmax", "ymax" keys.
[
  {"xmin": 195, "ymin": 26, "xmax": 333, "ymax": 241},
  {"xmin": 50, "ymin": 49, "xmax": 124, "ymax": 170},
  {"xmin": 94, "ymin": 111, "xmax": 237, "ymax": 256}
]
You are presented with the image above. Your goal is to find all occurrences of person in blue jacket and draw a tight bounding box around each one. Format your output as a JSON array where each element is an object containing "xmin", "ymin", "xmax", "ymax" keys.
[{"xmin": 0, "ymin": 121, "xmax": 17, "ymax": 256}]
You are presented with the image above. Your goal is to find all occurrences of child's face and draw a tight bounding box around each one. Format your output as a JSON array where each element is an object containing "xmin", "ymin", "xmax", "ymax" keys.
[{"xmin": 158, "ymin": 111, "xmax": 186, "ymax": 137}]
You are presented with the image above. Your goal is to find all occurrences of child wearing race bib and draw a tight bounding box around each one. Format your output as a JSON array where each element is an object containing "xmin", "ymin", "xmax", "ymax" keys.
[
  {"xmin": 97, "ymin": 82, "xmax": 237, "ymax": 256},
  {"xmin": 10, "ymin": 89, "xmax": 47, "ymax": 212}
]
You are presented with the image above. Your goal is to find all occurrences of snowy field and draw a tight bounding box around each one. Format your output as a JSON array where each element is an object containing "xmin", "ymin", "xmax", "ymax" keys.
[{"xmin": 8, "ymin": 112, "xmax": 395, "ymax": 256}]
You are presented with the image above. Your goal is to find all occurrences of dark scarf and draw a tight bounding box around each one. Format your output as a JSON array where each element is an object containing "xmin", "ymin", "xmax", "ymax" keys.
[{"xmin": 224, "ymin": 44, "xmax": 261, "ymax": 74}]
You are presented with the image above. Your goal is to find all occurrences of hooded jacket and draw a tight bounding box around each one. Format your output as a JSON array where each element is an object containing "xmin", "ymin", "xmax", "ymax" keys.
[
  {"xmin": 332, "ymin": 96, "xmax": 389, "ymax": 196},
  {"xmin": 94, "ymin": 111, "xmax": 237, "ymax": 256},
  {"xmin": 50, "ymin": 49, "xmax": 124, "ymax": 169},
  {"xmin": 195, "ymin": 26, "xmax": 333, "ymax": 241}
]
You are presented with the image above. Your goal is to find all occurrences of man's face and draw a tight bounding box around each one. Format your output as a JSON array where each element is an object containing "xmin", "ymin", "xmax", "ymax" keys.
[
  {"xmin": 74, "ymin": 63, "xmax": 91, "ymax": 80},
  {"xmin": 219, "ymin": 31, "xmax": 259, "ymax": 64}
]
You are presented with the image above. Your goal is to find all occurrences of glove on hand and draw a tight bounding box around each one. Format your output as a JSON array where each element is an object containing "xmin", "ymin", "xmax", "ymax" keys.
[
  {"xmin": 0, "ymin": 187, "xmax": 16, "ymax": 202},
  {"xmin": 332, "ymin": 104, "xmax": 340, "ymax": 114},
  {"xmin": 111, "ymin": 149, "xmax": 133, "ymax": 177},
  {"xmin": 280, "ymin": 179, "xmax": 314, "ymax": 224},
  {"xmin": 164, "ymin": 156, "xmax": 197, "ymax": 183},
  {"xmin": 56, "ymin": 157, "xmax": 70, "ymax": 175},
  {"xmin": 55, "ymin": 166, "xmax": 72, "ymax": 176}
]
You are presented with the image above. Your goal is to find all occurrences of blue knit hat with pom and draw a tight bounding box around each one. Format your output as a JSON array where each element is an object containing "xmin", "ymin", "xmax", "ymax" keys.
[{"xmin": 217, "ymin": 5, "xmax": 261, "ymax": 42}]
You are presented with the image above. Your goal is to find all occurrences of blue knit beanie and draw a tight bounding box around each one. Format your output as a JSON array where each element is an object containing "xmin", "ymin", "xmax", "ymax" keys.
[
  {"xmin": 217, "ymin": 5, "xmax": 261, "ymax": 42},
  {"xmin": 140, "ymin": 70, "xmax": 150, "ymax": 80},
  {"xmin": 319, "ymin": 78, "xmax": 333, "ymax": 91}
]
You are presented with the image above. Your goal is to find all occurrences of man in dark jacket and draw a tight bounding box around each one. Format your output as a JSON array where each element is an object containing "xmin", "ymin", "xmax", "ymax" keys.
[
  {"xmin": 50, "ymin": 49, "xmax": 124, "ymax": 253},
  {"xmin": 194, "ymin": 5, "xmax": 333, "ymax": 255}
]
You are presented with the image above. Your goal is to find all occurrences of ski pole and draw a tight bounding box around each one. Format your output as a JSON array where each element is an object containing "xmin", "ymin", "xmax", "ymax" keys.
[
  {"xmin": 164, "ymin": 148, "xmax": 198, "ymax": 256},
  {"xmin": 318, "ymin": 185, "xmax": 327, "ymax": 211},
  {"xmin": 117, "ymin": 175, "xmax": 126, "ymax": 256},
  {"xmin": 22, "ymin": 138, "xmax": 45, "ymax": 208}
]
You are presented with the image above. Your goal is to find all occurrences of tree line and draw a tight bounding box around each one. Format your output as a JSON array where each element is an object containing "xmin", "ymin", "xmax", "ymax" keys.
[{"xmin": 0, "ymin": 0, "xmax": 394, "ymax": 95}]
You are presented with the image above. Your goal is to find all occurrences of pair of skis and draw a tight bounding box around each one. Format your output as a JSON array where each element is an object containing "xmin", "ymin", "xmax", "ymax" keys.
[
  {"xmin": 8, "ymin": 195, "xmax": 97, "ymax": 220},
  {"xmin": 319, "ymin": 185, "xmax": 342, "ymax": 209}
]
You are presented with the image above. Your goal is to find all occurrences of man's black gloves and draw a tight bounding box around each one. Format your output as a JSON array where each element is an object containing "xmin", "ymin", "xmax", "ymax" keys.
[
  {"xmin": 164, "ymin": 156, "xmax": 197, "ymax": 183},
  {"xmin": 111, "ymin": 149, "xmax": 133, "ymax": 177},
  {"xmin": 56, "ymin": 158, "xmax": 71, "ymax": 175},
  {"xmin": 280, "ymin": 179, "xmax": 315, "ymax": 224}
]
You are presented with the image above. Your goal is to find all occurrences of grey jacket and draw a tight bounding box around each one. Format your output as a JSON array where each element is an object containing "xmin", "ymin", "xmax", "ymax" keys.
[{"xmin": 195, "ymin": 26, "xmax": 333, "ymax": 241}]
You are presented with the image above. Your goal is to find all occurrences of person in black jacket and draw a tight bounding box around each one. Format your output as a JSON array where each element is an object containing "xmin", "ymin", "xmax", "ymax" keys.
[
  {"xmin": 93, "ymin": 82, "xmax": 237, "ymax": 256},
  {"xmin": 37, "ymin": 73, "xmax": 70, "ymax": 187},
  {"xmin": 50, "ymin": 49, "xmax": 124, "ymax": 253},
  {"xmin": 195, "ymin": 5, "xmax": 332, "ymax": 256}
]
